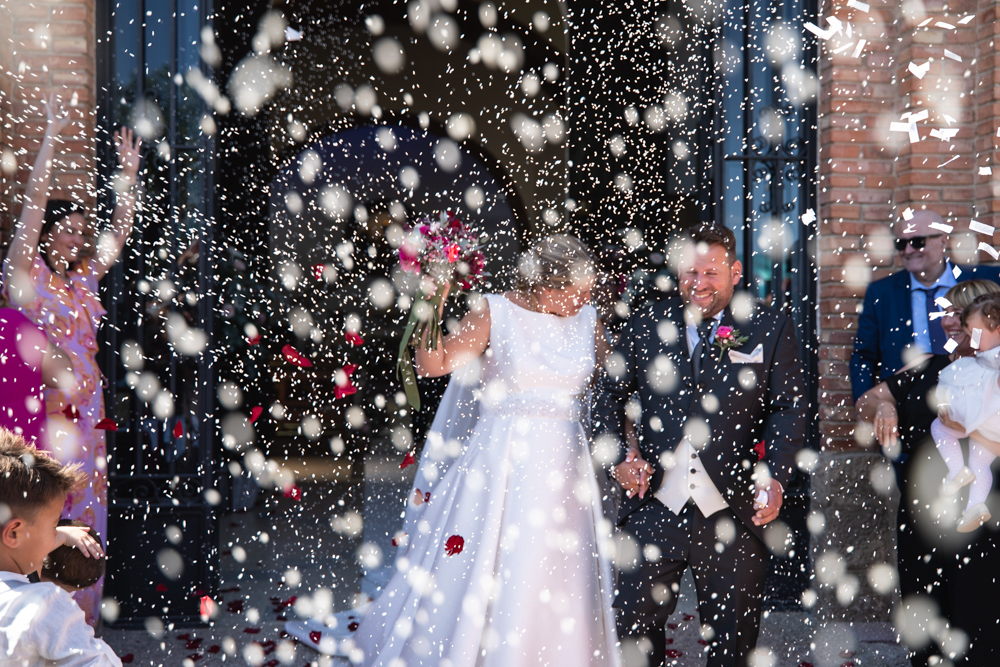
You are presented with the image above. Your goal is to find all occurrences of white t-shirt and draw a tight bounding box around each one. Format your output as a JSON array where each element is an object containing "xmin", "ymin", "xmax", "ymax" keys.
[{"xmin": 0, "ymin": 571, "xmax": 121, "ymax": 666}]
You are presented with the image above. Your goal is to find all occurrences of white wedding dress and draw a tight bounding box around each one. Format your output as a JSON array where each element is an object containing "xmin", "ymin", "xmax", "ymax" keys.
[{"xmin": 349, "ymin": 294, "xmax": 620, "ymax": 667}]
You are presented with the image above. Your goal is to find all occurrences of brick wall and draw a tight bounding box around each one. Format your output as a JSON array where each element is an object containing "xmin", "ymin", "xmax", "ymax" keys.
[
  {"xmin": 817, "ymin": 0, "xmax": 998, "ymax": 450},
  {"xmin": 0, "ymin": 0, "xmax": 96, "ymax": 250}
]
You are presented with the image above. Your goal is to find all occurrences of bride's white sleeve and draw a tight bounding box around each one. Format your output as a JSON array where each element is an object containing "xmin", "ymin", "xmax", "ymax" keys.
[{"xmin": 398, "ymin": 358, "xmax": 482, "ymax": 548}]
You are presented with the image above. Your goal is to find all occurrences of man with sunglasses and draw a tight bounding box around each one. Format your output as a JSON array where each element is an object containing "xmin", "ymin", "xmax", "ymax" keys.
[{"xmin": 850, "ymin": 210, "xmax": 1000, "ymax": 403}]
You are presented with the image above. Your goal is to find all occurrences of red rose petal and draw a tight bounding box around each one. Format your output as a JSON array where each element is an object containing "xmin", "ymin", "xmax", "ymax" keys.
[
  {"xmin": 188, "ymin": 654, "xmax": 202, "ymax": 661},
  {"xmin": 207, "ymin": 645, "xmax": 221, "ymax": 654},
  {"xmin": 345, "ymin": 331, "xmax": 365, "ymax": 346},
  {"xmin": 186, "ymin": 638, "xmax": 203, "ymax": 650},
  {"xmin": 334, "ymin": 382, "xmax": 357, "ymax": 400},
  {"xmin": 173, "ymin": 421, "xmax": 184, "ymax": 438},
  {"xmin": 156, "ymin": 584, "xmax": 167, "ymax": 592},
  {"xmin": 400, "ymin": 451, "xmax": 416, "ymax": 469},
  {"xmin": 754, "ymin": 440, "xmax": 766, "ymax": 460},
  {"xmin": 227, "ymin": 600, "xmax": 244, "ymax": 613},
  {"xmin": 265, "ymin": 661, "xmax": 279, "ymax": 667},
  {"xmin": 250, "ymin": 406, "xmax": 263, "ymax": 423},
  {"xmin": 348, "ymin": 621, "xmax": 359, "ymax": 631},
  {"xmin": 62, "ymin": 404, "xmax": 80, "ymax": 421},
  {"xmin": 121, "ymin": 654, "xmax": 134, "ymax": 664},
  {"xmin": 665, "ymin": 638, "xmax": 674, "ymax": 645},
  {"xmin": 283, "ymin": 485, "xmax": 302, "ymax": 501},
  {"xmin": 667, "ymin": 623, "xmax": 678, "ymax": 629},
  {"xmin": 697, "ymin": 639, "xmax": 709, "ymax": 645},
  {"xmin": 309, "ymin": 631, "xmax": 321, "ymax": 644},
  {"xmin": 799, "ymin": 662, "xmax": 815, "ymax": 667},
  {"xmin": 199, "ymin": 596, "xmax": 215, "ymax": 620},
  {"xmin": 682, "ymin": 613, "xmax": 696, "ymax": 621},
  {"xmin": 282, "ymin": 344, "xmax": 312, "ymax": 368},
  {"xmin": 95, "ymin": 417, "xmax": 118, "ymax": 431},
  {"xmin": 247, "ymin": 334, "xmax": 262, "ymax": 345},
  {"xmin": 176, "ymin": 633, "xmax": 191, "ymax": 640},
  {"xmin": 312, "ymin": 264, "xmax": 326, "ymax": 281},
  {"xmin": 445, "ymin": 534, "xmax": 464, "ymax": 556},
  {"xmin": 665, "ymin": 649, "xmax": 683, "ymax": 658},
  {"xmin": 243, "ymin": 627, "xmax": 261, "ymax": 634}
]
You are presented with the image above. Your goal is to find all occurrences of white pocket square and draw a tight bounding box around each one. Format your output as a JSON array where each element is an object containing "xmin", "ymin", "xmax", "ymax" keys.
[{"xmin": 729, "ymin": 344, "xmax": 763, "ymax": 364}]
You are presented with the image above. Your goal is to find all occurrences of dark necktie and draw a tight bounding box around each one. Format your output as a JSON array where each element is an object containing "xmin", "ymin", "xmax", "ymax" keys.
[
  {"xmin": 692, "ymin": 320, "xmax": 716, "ymax": 383},
  {"xmin": 920, "ymin": 287, "xmax": 948, "ymax": 354}
]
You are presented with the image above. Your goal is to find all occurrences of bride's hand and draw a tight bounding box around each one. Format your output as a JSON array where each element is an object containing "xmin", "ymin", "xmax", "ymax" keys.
[{"xmin": 614, "ymin": 449, "xmax": 652, "ymax": 499}]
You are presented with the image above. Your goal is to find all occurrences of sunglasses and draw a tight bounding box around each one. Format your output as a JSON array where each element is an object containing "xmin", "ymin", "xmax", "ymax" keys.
[{"xmin": 894, "ymin": 234, "xmax": 943, "ymax": 251}]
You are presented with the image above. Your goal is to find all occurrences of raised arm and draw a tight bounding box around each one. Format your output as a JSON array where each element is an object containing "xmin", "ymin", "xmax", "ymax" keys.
[
  {"xmin": 414, "ymin": 291, "xmax": 490, "ymax": 377},
  {"xmin": 4, "ymin": 96, "xmax": 71, "ymax": 281},
  {"xmin": 91, "ymin": 127, "xmax": 141, "ymax": 281}
]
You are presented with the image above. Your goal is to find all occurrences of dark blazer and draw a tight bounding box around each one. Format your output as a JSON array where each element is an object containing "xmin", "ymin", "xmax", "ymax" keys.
[
  {"xmin": 594, "ymin": 295, "xmax": 806, "ymax": 542},
  {"xmin": 850, "ymin": 264, "xmax": 1000, "ymax": 403}
]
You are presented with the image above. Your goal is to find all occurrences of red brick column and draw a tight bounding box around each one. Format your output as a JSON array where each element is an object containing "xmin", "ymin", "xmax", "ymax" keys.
[
  {"xmin": 817, "ymin": 0, "xmax": 900, "ymax": 449},
  {"xmin": 973, "ymin": 0, "xmax": 1000, "ymax": 233},
  {"xmin": 817, "ymin": 0, "xmax": 988, "ymax": 450},
  {"xmin": 0, "ymin": 0, "xmax": 96, "ymax": 251}
]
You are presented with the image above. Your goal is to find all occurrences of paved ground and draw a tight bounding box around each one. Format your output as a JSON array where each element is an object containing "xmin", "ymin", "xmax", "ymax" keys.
[{"xmin": 100, "ymin": 457, "xmax": 910, "ymax": 667}]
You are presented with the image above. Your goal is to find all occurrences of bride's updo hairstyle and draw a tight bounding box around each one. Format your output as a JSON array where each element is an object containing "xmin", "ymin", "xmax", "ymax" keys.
[{"xmin": 515, "ymin": 235, "xmax": 597, "ymax": 293}]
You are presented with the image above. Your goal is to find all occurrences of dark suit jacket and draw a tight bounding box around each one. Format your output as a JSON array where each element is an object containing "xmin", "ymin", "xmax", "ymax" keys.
[
  {"xmin": 594, "ymin": 295, "xmax": 806, "ymax": 542},
  {"xmin": 849, "ymin": 264, "xmax": 1000, "ymax": 403}
]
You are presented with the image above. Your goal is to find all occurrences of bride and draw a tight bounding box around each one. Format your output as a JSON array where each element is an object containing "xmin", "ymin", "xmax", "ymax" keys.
[{"xmin": 352, "ymin": 235, "xmax": 620, "ymax": 666}]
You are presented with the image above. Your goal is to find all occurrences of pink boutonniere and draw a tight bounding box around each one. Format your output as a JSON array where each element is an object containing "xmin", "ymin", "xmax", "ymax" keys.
[{"xmin": 713, "ymin": 325, "xmax": 749, "ymax": 353}]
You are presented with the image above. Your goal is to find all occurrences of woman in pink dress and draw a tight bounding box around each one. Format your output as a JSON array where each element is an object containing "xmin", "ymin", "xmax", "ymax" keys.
[
  {"xmin": 0, "ymin": 298, "xmax": 73, "ymax": 444},
  {"xmin": 2, "ymin": 95, "xmax": 141, "ymax": 625}
]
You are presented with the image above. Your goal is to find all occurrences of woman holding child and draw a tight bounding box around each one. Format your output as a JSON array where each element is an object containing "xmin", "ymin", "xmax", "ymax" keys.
[
  {"xmin": 857, "ymin": 279, "xmax": 1000, "ymax": 666},
  {"xmin": 2, "ymin": 96, "xmax": 141, "ymax": 624}
]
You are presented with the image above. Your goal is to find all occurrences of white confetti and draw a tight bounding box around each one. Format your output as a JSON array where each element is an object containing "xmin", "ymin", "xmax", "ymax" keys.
[
  {"xmin": 944, "ymin": 114, "xmax": 957, "ymax": 125},
  {"xmin": 909, "ymin": 123, "xmax": 920, "ymax": 144},
  {"xmin": 944, "ymin": 338, "xmax": 959, "ymax": 353},
  {"xmin": 980, "ymin": 167, "xmax": 994, "ymax": 175},
  {"xmin": 953, "ymin": 265, "xmax": 963, "ymax": 279},
  {"xmin": 889, "ymin": 122, "xmax": 911, "ymax": 133},
  {"xmin": 831, "ymin": 41, "xmax": 855, "ymax": 55},
  {"xmin": 935, "ymin": 22, "xmax": 956, "ymax": 29},
  {"xmin": 978, "ymin": 242, "xmax": 999, "ymax": 260},
  {"xmin": 958, "ymin": 14, "xmax": 975, "ymax": 23},
  {"xmin": 918, "ymin": 17, "xmax": 934, "ymax": 27},
  {"xmin": 847, "ymin": 0, "xmax": 870, "ymax": 11},
  {"xmin": 929, "ymin": 128, "xmax": 959, "ymax": 141},
  {"xmin": 972, "ymin": 327, "xmax": 983, "ymax": 349},
  {"xmin": 929, "ymin": 222, "xmax": 953, "ymax": 233},
  {"xmin": 908, "ymin": 109, "xmax": 929, "ymax": 122},
  {"xmin": 935, "ymin": 296, "xmax": 953, "ymax": 308},
  {"xmin": 944, "ymin": 49, "xmax": 962, "ymax": 62},
  {"xmin": 802, "ymin": 208, "xmax": 817, "ymax": 224},
  {"xmin": 908, "ymin": 62, "xmax": 930, "ymax": 79},
  {"xmin": 852, "ymin": 39, "xmax": 866, "ymax": 58},
  {"xmin": 939, "ymin": 156, "xmax": 960, "ymax": 168},
  {"xmin": 970, "ymin": 220, "xmax": 996, "ymax": 235}
]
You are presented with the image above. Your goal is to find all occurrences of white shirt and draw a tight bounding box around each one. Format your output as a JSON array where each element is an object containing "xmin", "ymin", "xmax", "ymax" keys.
[
  {"xmin": 910, "ymin": 261, "xmax": 957, "ymax": 352},
  {"xmin": 0, "ymin": 571, "xmax": 121, "ymax": 666},
  {"xmin": 654, "ymin": 312, "xmax": 729, "ymax": 518}
]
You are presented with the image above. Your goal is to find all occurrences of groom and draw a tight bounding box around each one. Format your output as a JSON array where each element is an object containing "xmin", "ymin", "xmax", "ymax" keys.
[{"xmin": 595, "ymin": 223, "xmax": 805, "ymax": 667}]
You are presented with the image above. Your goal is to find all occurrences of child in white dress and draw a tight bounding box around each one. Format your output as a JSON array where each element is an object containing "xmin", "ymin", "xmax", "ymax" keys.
[{"xmin": 932, "ymin": 292, "xmax": 1000, "ymax": 532}]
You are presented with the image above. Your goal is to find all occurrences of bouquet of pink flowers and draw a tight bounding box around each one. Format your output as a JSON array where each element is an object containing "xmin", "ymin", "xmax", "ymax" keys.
[{"xmin": 396, "ymin": 211, "xmax": 486, "ymax": 409}]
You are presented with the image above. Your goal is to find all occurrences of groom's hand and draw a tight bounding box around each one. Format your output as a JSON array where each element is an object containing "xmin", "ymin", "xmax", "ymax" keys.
[
  {"xmin": 751, "ymin": 479, "xmax": 783, "ymax": 526},
  {"xmin": 614, "ymin": 449, "xmax": 653, "ymax": 499}
]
